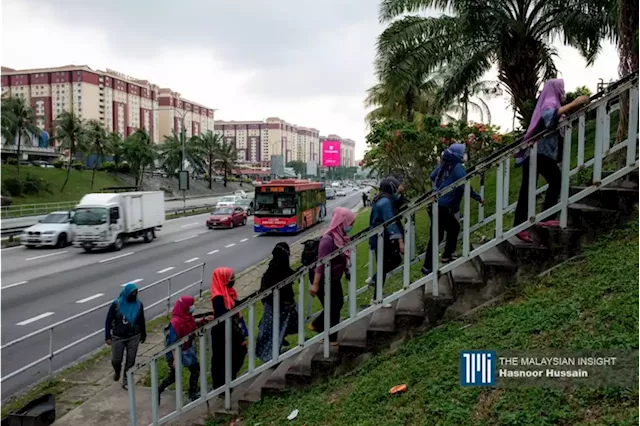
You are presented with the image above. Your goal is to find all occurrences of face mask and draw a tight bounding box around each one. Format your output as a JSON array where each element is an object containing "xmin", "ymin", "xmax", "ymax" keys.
[
  {"xmin": 393, "ymin": 193, "xmax": 401, "ymax": 201},
  {"xmin": 227, "ymin": 280, "xmax": 235, "ymax": 288},
  {"xmin": 189, "ymin": 305, "xmax": 195, "ymax": 314},
  {"xmin": 344, "ymin": 225, "xmax": 352, "ymax": 234}
]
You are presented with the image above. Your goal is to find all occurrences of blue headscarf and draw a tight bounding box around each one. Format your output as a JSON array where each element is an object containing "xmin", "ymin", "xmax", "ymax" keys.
[
  {"xmin": 434, "ymin": 143, "xmax": 465, "ymax": 187},
  {"xmin": 116, "ymin": 283, "xmax": 141, "ymax": 324}
]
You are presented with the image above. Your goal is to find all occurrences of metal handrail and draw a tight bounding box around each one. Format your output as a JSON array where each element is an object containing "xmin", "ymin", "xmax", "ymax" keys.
[{"xmin": 0, "ymin": 262, "xmax": 206, "ymax": 384}]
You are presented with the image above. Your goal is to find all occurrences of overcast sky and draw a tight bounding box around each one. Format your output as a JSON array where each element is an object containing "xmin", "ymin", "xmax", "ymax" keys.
[{"xmin": 2, "ymin": 0, "xmax": 621, "ymax": 159}]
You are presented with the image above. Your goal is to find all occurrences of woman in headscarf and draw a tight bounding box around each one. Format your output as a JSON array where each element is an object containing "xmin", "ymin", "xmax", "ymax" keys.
[
  {"xmin": 422, "ymin": 143, "xmax": 483, "ymax": 275},
  {"xmin": 255, "ymin": 242, "xmax": 298, "ymax": 362},
  {"xmin": 308, "ymin": 207, "xmax": 355, "ymax": 344},
  {"xmin": 105, "ymin": 283, "xmax": 146, "ymax": 389},
  {"xmin": 158, "ymin": 296, "xmax": 213, "ymax": 403},
  {"xmin": 367, "ymin": 177, "xmax": 405, "ymax": 302},
  {"xmin": 209, "ymin": 267, "xmax": 247, "ymax": 390},
  {"xmin": 513, "ymin": 79, "xmax": 590, "ymax": 242}
]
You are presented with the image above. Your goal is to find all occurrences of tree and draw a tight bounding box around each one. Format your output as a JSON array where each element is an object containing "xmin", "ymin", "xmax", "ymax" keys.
[
  {"xmin": 107, "ymin": 132, "xmax": 124, "ymax": 165},
  {"xmin": 196, "ymin": 131, "xmax": 223, "ymax": 189},
  {"xmin": 1, "ymin": 96, "xmax": 42, "ymax": 178},
  {"xmin": 615, "ymin": 0, "xmax": 638, "ymax": 144},
  {"xmin": 565, "ymin": 86, "xmax": 593, "ymax": 104},
  {"xmin": 286, "ymin": 160, "xmax": 306, "ymax": 177},
  {"xmin": 122, "ymin": 129, "xmax": 155, "ymax": 188},
  {"xmin": 376, "ymin": 0, "xmax": 616, "ymax": 127},
  {"xmin": 157, "ymin": 131, "xmax": 205, "ymax": 178},
  {"xmin": 85, "ymin": 120, "xmax": 109, "ymax": 190},
  {"xmin": 53, "ymin": 111, "xmax": 87, "ymax": 193},
  {"xmin": 215, "ymin": 139, "xmax": 238, "ymax": 187}
]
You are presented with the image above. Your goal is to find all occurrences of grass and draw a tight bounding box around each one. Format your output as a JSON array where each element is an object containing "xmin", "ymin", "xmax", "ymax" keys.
[
  {"xmin": 209, "ymin": 219, "xmax": 639, "ymax": 426},
  {"xmin": 1, "ymin": 165, "xmax": 126, "ymax": 206}
]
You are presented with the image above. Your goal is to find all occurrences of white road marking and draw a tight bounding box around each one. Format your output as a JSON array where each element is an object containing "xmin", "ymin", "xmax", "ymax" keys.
[
  {"xmin": 174, "ymin": 235, "xmax": 199, "ymax": 243},
  {"xmin": 252, "ymin": 235, "xmax": 259, "ymax": 238},
  {"xmin": 1, "ymin": 281, "xmax": 28, "ymax": 290},
  {"xmin": 224, "ymin": 243, "xmax": 236, "ymax": 248},
  {"xmin": 75, "ymin": 293, "xmax": 105, "ymax": 304},
  {"xmin": 207, "ymin": 249, "xmax": 219, "ymax": 255},
  {"xmin": 180, "ymin": 222, "xmax": 199, "ymax": 228},
  {"xmin": 1, "ymin": 245, "xmax": 24, "ymax": 251},
  {"xmin": 25, "ymin": 251, "xmax": 68, "ymax": 261},
  {"xmin": 98, "ymin": 252, "xmax": 134, "ymax": 263},
  {"xmin": 240, "ymin": 238, "xmax": 248, "ymax": 242},
  {"xmin": 157, "ymin": 267, "xmax": 175, "ymax": 274},
  {"xmin": 17, "ymin": 312, "xmax": 55, "ymax": 326},
  {"xmin": 184, "ymin": 257, "xmax": 199, "ymax": 263},
  {"xmin": 121, "ymin": 278, "xmax": 144, "ymax": 287}
]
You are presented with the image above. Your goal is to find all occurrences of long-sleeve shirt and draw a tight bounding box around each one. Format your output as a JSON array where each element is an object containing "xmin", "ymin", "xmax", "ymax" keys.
[
  {"xmin": 314, "ymin": 234, "xmax": 348, "ymax": 282},
  {"xmin": 369, "ymin": 196, "xmax": 403, "ymax": 251},
  {"xmin": 105, "ymin": 302, "xmax": 146, "ymax": 342},
  {"xmin": 430, "ymin": 164, "xmax": 482, "ymax": 213}
]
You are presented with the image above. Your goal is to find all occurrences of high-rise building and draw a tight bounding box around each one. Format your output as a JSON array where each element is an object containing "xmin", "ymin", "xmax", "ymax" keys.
[
  {"xmin": 320, "ymin": 134, "xmax": 356, "ymax": 167},
  {"xmin": 214, "ymin": 117, "xmax": 319, "ymax": 167},
  {"xmin": 157, "ymin": 88, "xmax": 215, "ymax": 142}
]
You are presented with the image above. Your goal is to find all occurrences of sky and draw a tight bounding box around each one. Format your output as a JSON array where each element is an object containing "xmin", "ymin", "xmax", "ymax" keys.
[{"xmin": 1, "ymin": 0, "xmax": 621, "ymax": 160}]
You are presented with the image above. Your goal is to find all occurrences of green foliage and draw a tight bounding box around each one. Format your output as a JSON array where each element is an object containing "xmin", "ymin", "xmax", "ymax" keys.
[
  {"xmin": 122, "ymin": 130, "xmax": 155, "ymax": 187},
  {"xmin": 565, "ymin": 86, "xmax": 593, "ymax": 104},
  {"xmin": 286, "ymin": 160, "xmax": 307, "ymax": 177},
  {"xmin": 214, "ymin": 139, "xmax": 238, "ymax": 187},
  {"xmin": 23, "ymin": 173, "xmax": 51, "ymax": 194},
  {"xmin": 102, "ymin": 161, "xmax": 116, "ymax": 172},
  {"xmin": 52, "ymin": 111, "xmax": 89, "ymax": 192},
  {"xmin": 72, "ymin": 161, "xmax": 84, "ymax": 171},
  {"xmin": 157, "ymin": 132, "xmax": 204, "ymax": 177},
  {"xmin": 1, "ymin": 96, "xmax": 43, "ymax": 177},
  {"xmin": 195, "ymin": 131, "xmax": 223, "ymax": 189},
  {"xmin": 116, "ymin": 162, "xmax": 131, "ymax": 173},
  {"xmin": 6, "ymin": 157, "xmax": 18, "ymax": 166},
  {"xmin": 52, "ymin": 160, "xmax": 64, "ymax": 169},
  {"xmin": 3, "ymin": 177, "xmax": 22, "ymax": 196}
]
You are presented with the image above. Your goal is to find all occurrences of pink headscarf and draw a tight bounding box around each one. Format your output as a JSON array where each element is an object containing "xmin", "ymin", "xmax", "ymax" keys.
[{"xmin": 325, "ymin": 207, "xmax": 355, "ymax": 256}]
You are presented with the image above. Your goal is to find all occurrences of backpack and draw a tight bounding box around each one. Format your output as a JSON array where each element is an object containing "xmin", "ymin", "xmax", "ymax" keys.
[
  {"xmin": 163, "ymin": 323, "xmax": 197, "ymax": 367},
  {"xmin": 301, "ymin": 237, "xmax": 321, "ymax": 267}
]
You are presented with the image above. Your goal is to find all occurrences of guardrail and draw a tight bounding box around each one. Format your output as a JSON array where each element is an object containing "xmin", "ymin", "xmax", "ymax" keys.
[
  {"xmin": 1, "ymin": 201, "xmax": 80, "ymax": 219},
  {"xmin": 0, "ymin": 263, "xmax": 207, "ymax": 386}
]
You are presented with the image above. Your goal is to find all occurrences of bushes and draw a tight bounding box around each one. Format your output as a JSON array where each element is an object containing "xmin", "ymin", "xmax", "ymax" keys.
[
  {"xmin": 102, "ymin": 161, "xmax": 116, "ymax": 172},
  {"xmin": 116, "ymin": 163, "xmax": 130, "ymax": 173},
  {"xmin": 3, "ymin": 174, "xmax": 52, "ymax": 197},
  {"xmin": 3, "ymin": 178, "xmax": 22, "ymax": 196},
  {"xmin": 72, "ymin": 161, "xmax": 84, "ymax": 171},
  {"xmin": 53, "ymin": 160, "xmax": 64, "ymax": 169},
  {"xmin": 6, "ymin": 157, "xmax": 18, "ymax": 165}
]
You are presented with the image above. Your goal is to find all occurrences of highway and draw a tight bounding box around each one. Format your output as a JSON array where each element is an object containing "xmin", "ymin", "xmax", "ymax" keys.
[{"xmin": 0, "ymin": 189, "xmax": 365, "ymax": 400}]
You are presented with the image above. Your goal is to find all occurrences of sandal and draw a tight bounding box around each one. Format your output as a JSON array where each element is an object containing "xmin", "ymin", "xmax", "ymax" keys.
[{"xmin": 516, "ymin": 231, "xmax": 533, "ymax": 243}]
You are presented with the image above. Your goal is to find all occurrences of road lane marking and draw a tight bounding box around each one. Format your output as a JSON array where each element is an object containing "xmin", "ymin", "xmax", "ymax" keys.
[
  {"xmin": 25, "ymin": 251, "xmax": 68, "ymax": 261},
  {"xmin": 180, "ymin": 222, "xmax": 199, "ymax": 228},
  {"xmin": 17, "ymin": 312, "xmax": 55, "ymax": 326},
  {"xmin": 157, "ymin": 267, "xmax": 175, "ymax": 274},
  {"xmin": 75, "ymin": 293, "xmax": 105, "ymax": 304},
  {"xmin": 99, "ymin": 252, "xmax": 134, "ymax": 263},
  {"xmin": 184, "ymin": 257, "xmax": 199, "ymax": 263},
  {"xmin": 121, "ymin": 278, "xmax": 144, "ymax": 287},
  {"xmin": 207, "ymin": 249, "xmax": 219, "ymax": 255},
  {"xmin": 252, "ymin": 235, "xmax": 259, "ymax": 238},
  {"xmin": 174, "ymin": 235, "xmax": 199, "ymax": 243},
  {"xmin": 240, "ymin": 238, "xmax": 248, "ymax": 242},
  {"xmin": 1, "ymin": 245, "xmax": 24, "ymax": 251},
  {"xmin": 1, "ymin": 281, "xmax": 28, "ymax": 290},
  {"xmin": 225, "ymin": 243, "xmax": 235, "ymax": 248}
]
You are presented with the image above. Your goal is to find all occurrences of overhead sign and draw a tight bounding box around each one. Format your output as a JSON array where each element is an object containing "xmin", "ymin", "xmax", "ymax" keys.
[{"xmin": 322, "ymin": 140, "xmax": 341, "ymax": 167}]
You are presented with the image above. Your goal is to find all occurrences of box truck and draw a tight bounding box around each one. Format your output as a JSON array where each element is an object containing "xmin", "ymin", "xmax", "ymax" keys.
[{"xmin": 72, "ymin": 191, "xmax": 165, "ymax": 252}]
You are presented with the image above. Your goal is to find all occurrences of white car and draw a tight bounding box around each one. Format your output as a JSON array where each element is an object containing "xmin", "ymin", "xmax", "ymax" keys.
[
  {"xmin": 234, "ymin": 190, "xmax": 248, "ymax": 199},
  {"xmin": 21, "ymin": 211, "xmax": 75, "ymax": 248},
  {"xmin": 217, "ymin": 195, "xmax": 242, "ymax": 207},
  {"xmin": 336, "ymin": 189, "xmax": 347, "ymax": 197}
]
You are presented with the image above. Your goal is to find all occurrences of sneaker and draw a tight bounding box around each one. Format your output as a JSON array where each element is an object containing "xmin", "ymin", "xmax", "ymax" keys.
[
  {"xmin": 421, "ymin": 267, "xmax": 432, "ymax": 276},
  {"xmin": 383, "ymin": 303, "xmax": 392, "ymax": 308},
  {"xmin": 365, "ymin": 276, "xmax": 373, "ymax": 285},
  {"xmin": 538, "ymin": 220, "xmax": 560, "ymax": 228},
  {"xmin": 516, "ymin": 231, "xmax": 533, "ymax": 243}
]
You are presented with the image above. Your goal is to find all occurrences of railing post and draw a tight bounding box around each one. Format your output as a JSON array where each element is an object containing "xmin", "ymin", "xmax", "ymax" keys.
[
  {"xmin": 368, "ymin": 248, "xmax": 374, "ymax": 282},
  {"xmin": 199, "ymin": 263, "xmax": 205, "ymax": 298},
  {"xmin": 403, "ymin": 214, "xmax": 412, "ymax": 289},
  {"xmin": 150, "ymin": 359, "xmax": 159, "ymax": 425},
  {"xmin": 495, "ymin": 161, "xmax": 503, "ymax": 238},
  {"xmin": 527, "ymin": 144, "xmax": 538, "ymax": 222},
  {"xmin": 297, "ymin": 277, "xmax": 305, "ymax": 346},
  {"xmin": 462, "ymin": 182, "xmax": 471, "ymax": 257},
  {"xmin": 348, "ymin": 247, "xmax": 357, "ymax": 317},
  {"xmin": 375, "ymin": 232, "xmax": 384, "ymax": 303},
  {"xmin": 248, "ymin": 303, "xmax": 256, "ymax": 372},
  {"xmin": 323, "ymin": 263, "xmax": 331, "ymax": 358},
  {"xmin": 175, "ymin": 345, "xmax": 183, "ymax": 411},
  {"xmin": 167, "ymin": 278, "xmax": 172, "ymax": 316},
  {"xmin": 559, "ymin": 123, "xmax": 573, "ymax": 228},
  {"xmin": 48, "ymin": 328, "xmax": 53, "ymax": 378},
  {"xmin": 627, "ymin": 85, "xmax": 639, "ymax": 166},
  {"xmin": 410, "ymin": 212, "xmax": 416, "ymax": 260},
  {"xmin": 503, "ymin": 158, "xmax": 510, "ymax": 207},
  {"xmin": 199, "ymin": 333, "xmax": 208, "ymax": 401},
  {"xmin": 593, "ymin": 103, "xmax": 606, "ymax": 184},
  {"xmin": 603, "ymin": 103, "xmax": 611, "ymax": 153},
  {"xmin": 478, "ymin": 172, "xmax": 485, "ymax": 222},
  {"xmin": 128, "ymin": 370, "xmax": 137, "ymax": 426},
  {"xmin": 271, "ymin": 288, "xmax": 280, "ymax": 362},
  {"xmin": 431, "ymin": 201, "xmax": 439, "ymax": 297},
  {"xmin": 578, "ymin": 114, "xmax": 586, "ymax": 168},
  {"xmin": 224, "ymin": 318, "xmax": 231, "ymax": 409}
]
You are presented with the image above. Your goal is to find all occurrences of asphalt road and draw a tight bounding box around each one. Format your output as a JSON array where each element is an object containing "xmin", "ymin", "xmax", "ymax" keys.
[{"xmin": 0, "ymin": 189, "xmax": 365, "ymax": 400}]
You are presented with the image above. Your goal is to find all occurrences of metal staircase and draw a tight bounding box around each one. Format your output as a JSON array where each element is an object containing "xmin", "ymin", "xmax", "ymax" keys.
[{"xmin": 126, "ymin": 72, "xmax": 638, "ymax": 425}]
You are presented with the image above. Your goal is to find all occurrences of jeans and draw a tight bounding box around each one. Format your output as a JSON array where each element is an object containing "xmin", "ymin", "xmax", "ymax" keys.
[
  {"xmin": 371, "ymin": 241, "xmax": 402, "ymax": 300},
  {"xmin": 311, "ymin": 278, "xmax": 344, "ymax": 342},
  {"xmin": 159, "ymin": 363, "xmax": 200, "ymax": 399},
  {"xmin": 111, "ymin": 334, "xmax": 141, "ymax": 386},
  {"xmin": 423, "ymin": 205, "xmax": 460, "ymax": 271},
  {"xmin": 513, "ymin": 154, "xmax": 561, "ymax": 226}
]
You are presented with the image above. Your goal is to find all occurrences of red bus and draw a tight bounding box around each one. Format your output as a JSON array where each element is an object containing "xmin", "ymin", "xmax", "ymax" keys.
[{"xmin": 254, "ymin": 179, "xmax": 326, "ymax": 233}]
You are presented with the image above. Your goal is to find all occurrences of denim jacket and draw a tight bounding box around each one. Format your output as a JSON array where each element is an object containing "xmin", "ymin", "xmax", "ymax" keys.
[{"xmin": 369, "ymin": 195, "xmax": 402, "ymax": 250}]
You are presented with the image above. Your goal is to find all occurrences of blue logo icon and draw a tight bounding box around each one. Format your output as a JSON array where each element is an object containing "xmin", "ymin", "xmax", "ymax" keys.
[{"xmin": 460, "ymin": 350, "xmax": 495, "ymax": 386}]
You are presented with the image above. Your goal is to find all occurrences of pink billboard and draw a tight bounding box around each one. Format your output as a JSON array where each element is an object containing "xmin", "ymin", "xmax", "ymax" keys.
[{"xmin": 322, "ymin": 140, "xmax": 341, "ymax": 167}]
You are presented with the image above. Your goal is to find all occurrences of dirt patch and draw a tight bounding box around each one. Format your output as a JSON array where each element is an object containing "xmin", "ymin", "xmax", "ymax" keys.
[{"xmin": 472, "ymin": 388, "xmax": 503, "ymax": 422}]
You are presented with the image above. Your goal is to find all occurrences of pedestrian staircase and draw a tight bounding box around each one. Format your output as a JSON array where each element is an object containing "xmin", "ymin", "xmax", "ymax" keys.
[{"xmin": 125, "ymin": 72, "xmax": 638, "ymax": 425}]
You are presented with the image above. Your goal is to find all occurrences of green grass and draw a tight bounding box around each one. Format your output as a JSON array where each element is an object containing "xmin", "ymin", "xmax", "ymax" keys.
[
  {"xmin": 208, "ymin": 219, "xmax": 639, "ymax": 426},
  {"xmin": 1, "ymin": 165, "xmax": 126, "ymax": 205}
]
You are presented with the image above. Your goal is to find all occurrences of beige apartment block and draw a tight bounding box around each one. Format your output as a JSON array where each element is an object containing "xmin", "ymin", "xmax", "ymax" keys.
[
  {"xmin": 320, "ymin": 134, "xmax": 356, "ymax": 167},
  {"xmin": 157, "ymin": 89, "xmax": 215, "ymax": 142}
]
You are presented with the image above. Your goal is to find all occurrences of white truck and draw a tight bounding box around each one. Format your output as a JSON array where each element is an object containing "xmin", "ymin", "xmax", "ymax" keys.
[{"xmin": 72, "ymin": 191, "xmax": 165, "ymax": 252}]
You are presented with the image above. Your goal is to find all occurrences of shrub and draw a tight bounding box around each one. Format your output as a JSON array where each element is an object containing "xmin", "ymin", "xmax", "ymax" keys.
[
  {"xmin": 3, "ymin": 178, "xmax": 22, "ymax": 196},
  {"xmin": 72, "ymin": 161, "xmax": 84, "ymax": 171},
  {"xmin": 53, "ymin": 160, "xmax": 64, "ymax": 169},
  {"xmin": 243, "ymin": 178, "xmax": 252, "ymax": 183},
  {"xmin": 1, "ymin": 195, "xmax": 12, "ymax": 206},
  {"xmin": 116, "ymin": 163, "xmax": 131, "ymax": 173},
  {"xmin": 6, "ymin": 157, "xmax": 18, "ymax": 165},
  {"xmin": 227, "ymin": 176, "xmax": 238, "ymax": 182},
  {"xmin": 102, "ymin": 161, "xmax": 116, "ymax": 172}
]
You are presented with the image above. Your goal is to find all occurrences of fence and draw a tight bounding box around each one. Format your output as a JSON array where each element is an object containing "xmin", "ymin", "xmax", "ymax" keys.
[
  {"xmin": 126, "ymin": 73, "xmax": 638, "ymax": 425},
  {"xmin": 1, "ymin": 201, "xmax": 79, "ymax": 219},
  {"xmin": 0, "ymin": 263, "xmax": 207, "ymax": 389}
]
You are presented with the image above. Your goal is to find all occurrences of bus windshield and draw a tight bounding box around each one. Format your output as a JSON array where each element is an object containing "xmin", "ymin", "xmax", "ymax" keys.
[{"xmin": 255, "ymin": 193, "xmax": 296, "ymax": 216}]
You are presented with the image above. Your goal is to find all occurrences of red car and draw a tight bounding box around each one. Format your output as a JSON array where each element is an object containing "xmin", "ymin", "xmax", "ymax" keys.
[{"xmin": 207, "ymin": 207, "xmax": 247, "ymax": 229}]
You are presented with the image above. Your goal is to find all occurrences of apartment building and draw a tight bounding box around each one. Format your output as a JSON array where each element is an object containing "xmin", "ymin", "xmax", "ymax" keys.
[
  {"xmin": 214, "ymin": 117, "xmax": 319, "ymax": 167},
  {"xmin": 320, "ymin": 134, "xmax": 356, "ymax": 167},
  {"xmin": 157, "ymin": 88, "xmax": 215, "ymax": 141}
]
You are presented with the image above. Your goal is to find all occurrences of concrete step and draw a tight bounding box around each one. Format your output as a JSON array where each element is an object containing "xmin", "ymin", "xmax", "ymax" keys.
[
  {"xmin": 450, "ymin": 261, "xmax": 484, "ymax": 287},
  {"xmin": 310, "ymin": 343, "xmax": 341, "ymax": 376},
  {"xmin": 531, "ymin": 225, "xmax": 588, "ymax": 257},
  {"xmin": 600, "ymin": 170, "xmax": 639, "ymax": 188},
  {"xmin": 395, "ymin": 287, "xmax": 425, "ymax": 328},
  {"xmin": 284, "ymin": 343, "xmax": 320, "ymax": 387},
  {"xmin": 570, "ymin": 186, "xmax": 639, "ymax": 215},
  {"xmin": 262, "ymin": 356, "xmax": 296, "ymax": 396},
  {"xmin": 367, "ymin": 304, "xmax": 396, "ymax": 350},
  {"xmin": 337, "ymin": 314, "xmax": 371, "ymax": 355},
  {"xmin": 237, "ymin": 368, "xmax": 274, "ymax": 409},
  {"xmin": 472, "ymin": 244, "xmax": 517, "ymax": 284},
  {"xmin": 568, "ymin": 203, "xmax": 620, "ymax": 229},
  {"xmin": 212, "ymin": 380, "xmax": 253, "ymax": 416},
  {"xmin": 501, "ymin": 235, "xmax": 550, "ymax": 269}
]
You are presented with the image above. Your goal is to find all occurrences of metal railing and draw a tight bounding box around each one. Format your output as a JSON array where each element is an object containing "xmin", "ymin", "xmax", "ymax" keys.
[
  {"xmin": 1, "ymin": 201, "xmax": 80, "ymax": 219},
  {"xmin": 127, "ymin": 73, "xmax": 638, "ymax": 425},
  {"xmin": 0, "ymin": 263, "xmax": 207, "ymax": 386}
]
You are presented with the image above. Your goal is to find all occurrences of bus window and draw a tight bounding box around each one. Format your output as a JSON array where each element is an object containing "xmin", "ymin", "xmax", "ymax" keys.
[{"xmin": 255, "ymin": 192, "xmax": 296, "ymax": 216}]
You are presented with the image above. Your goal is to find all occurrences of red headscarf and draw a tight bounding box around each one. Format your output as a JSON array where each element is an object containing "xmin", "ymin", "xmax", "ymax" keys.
[
  {"xmin": 325, "ymin": 207, "xmax": 355, "ymax": 257},
  {"xmin": 170, "ymin": 295, "xmax": 197, "ymax": 338},
  {"xmin": 210, "ymin": 267, "xmax": 238, "ymax": 311}
]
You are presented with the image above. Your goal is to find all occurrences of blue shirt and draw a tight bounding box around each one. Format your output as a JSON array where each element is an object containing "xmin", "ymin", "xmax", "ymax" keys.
[
  {"xmin": 430, "ymin": 163, "xmax": 481, "ymax": 213},
  {"xmin": 369, "ymin": 196, "xmax": 402, "ymax": 250}
]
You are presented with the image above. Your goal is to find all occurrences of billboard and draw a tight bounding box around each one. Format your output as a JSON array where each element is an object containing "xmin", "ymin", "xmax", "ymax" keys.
[{"xmin": 322, "ymin": 140, "xmax": 341, "ymax": 167}]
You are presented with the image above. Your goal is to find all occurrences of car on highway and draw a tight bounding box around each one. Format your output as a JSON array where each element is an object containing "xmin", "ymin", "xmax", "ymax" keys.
[
  {"xmin": 234, "ymin": 190, "xmax": 248, "ymax": 199},
  {"xmin": 21, "ymin": 211, "xmax": 74, "ymax": 248},
  {"xmin": 326, "ymin": 188, "xmax": 336, "ymax": 200},
  {"xmin": 206, "ymin": 207, "xmax": 247, "ymax": 229},
  {"xmin": 336, "ymin": 189, "xmax": 347, "ymax": 197},
  {"xmin": 216, "ymin": 195, "xmax": 242, "ymax": 207},
  {"xmin": 234, "ymin": 198, "xmax": 255, "ymax": 215}
]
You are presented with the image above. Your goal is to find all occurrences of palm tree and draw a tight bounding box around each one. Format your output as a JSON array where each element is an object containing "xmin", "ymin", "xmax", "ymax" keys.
[
  {"xmin": 122, "ymin": 129, "xmax": 155, "ymax": 188},
  {"xmin": 1, "ymin": 96, "xmax": 42, "ymax": 177},
  {"xmin": 443, "ymin": 80, "xmax": 504, "ymax": 124},
  {"xmin": 215, "ymin": 139, "xmax": 238, "ymax": 187},
  {"xmin": 196, "ymin": 131, "xmax": 223, "ymax": 189},
  {"xmin": 85, "ymin": 120, "xmax": 109, "ymax": 190},
  {"xmin": 376, "ymin": 0, "xmax": 617, "ymax": 126},
  {"xmin": 53, "ymin": 111, "xmax": 87, "ymax": 193},
  {"xmin": 107, "ymin": 131, "xmax": 124, "ymax": 165},
  {"xmin": 157, "ymin": 131, "xmax": 205, "ymax": 178},
  {"xmin": 615, "ymin": 0, "xmax": 638, "ymax": 144}
]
